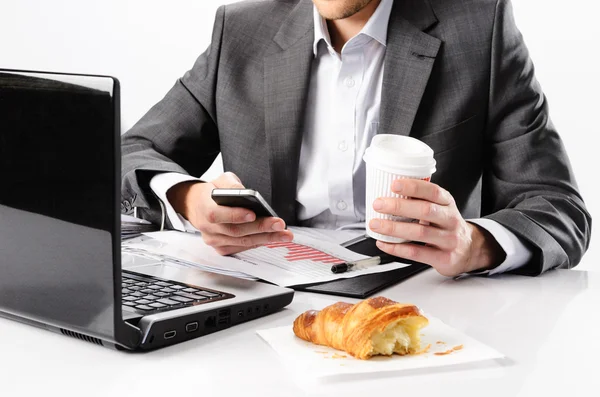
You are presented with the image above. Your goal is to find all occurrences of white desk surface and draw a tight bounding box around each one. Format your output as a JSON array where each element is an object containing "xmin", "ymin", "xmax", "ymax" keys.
[{"xmin": 1, "ymin": 268, "xmax": 599, "ymax": 397}]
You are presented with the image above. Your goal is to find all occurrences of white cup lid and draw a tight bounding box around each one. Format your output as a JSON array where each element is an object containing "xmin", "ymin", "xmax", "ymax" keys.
[{"xmin": 363, "ymin": 135, "xmax": 436, "ymax": 176}]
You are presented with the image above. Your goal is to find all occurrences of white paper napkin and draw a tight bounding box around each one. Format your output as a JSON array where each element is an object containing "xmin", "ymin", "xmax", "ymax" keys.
[{"xmin": 257, "ymin": 316, "xmax": 504, "ymax": 378}]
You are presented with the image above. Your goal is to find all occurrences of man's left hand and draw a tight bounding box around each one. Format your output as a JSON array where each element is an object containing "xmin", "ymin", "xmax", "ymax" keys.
[{"xmin": 369, "ymin": 179, "xmax": 506, "ymax": 277}]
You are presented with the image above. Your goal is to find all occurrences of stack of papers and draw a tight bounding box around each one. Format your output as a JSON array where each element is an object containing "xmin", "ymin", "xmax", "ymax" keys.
[
  {"xmin": 120, "ymin": 214, "xmax": 159, "ymax": 240},
  {"xmin": 122, "ymin": 235, "xmax": 258, "ymax": 281},
  {"xmin": 122, "ymin": 228, "xmax": 411, "ymax": 287}
]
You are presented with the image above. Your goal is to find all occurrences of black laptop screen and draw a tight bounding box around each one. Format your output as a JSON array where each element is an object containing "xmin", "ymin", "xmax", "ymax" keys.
[{"xmin": 0, "ymin": 70, "xmax": 118, "ymax": 340}]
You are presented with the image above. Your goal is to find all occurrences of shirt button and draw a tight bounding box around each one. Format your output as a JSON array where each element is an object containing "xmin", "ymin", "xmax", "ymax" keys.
[
  {"xmin": 344, "ymin": 77, "xmax": 355, "ymax": 88},
  {"xmin": 337, "ymin": 200, "xmax": 348, "ymax": 211},
  {"xmin": 338, "ymin": 140, "xmax": 348, "ymax": 152}
]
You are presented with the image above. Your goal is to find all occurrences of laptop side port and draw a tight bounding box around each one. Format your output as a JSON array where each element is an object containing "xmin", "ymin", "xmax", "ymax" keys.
[
  {"xmin": 205, "ymin": 316, "xmax": 216, "ymax": 328},
  {"xmin": 218, "ymin": 309, "xmax": 230, "ymax": 318},
  {"xmin": 164, "ymin": 330, "xmax": 177, "ymax": 339},
  {"xmin": 185, "ymin": 322, "xmax": 199, "ymax": 333}
]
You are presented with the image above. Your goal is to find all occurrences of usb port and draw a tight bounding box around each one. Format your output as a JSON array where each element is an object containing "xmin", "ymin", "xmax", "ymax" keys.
[
  {"xmin": 185, "ymin": 322, "xmax": 199, "ymax": 333},
  {"xmin": 218, "ymin": 318, "xmax": 229, "ymax": 325},
  {"xmin": 237, "ymin": 310, "xmax": 244, "ymax": 317},
  {"xmin": 218, "ymin": 309, "xmax": 230, "ymax": 317},
  {"xmin": 164, "ymin": 330, "xmax": 177, "ymax": 339}
]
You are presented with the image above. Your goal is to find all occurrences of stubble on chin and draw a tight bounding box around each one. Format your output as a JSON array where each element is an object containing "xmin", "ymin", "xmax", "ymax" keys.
[{"xmin": 314, "ymin": 0, "xmax": 374, "ymax": 20}]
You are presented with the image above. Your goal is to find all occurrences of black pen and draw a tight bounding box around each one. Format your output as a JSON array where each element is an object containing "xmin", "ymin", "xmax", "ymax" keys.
[{"xmin": 331, "ymin": 254, "xmax": 395, "ymax": 274}]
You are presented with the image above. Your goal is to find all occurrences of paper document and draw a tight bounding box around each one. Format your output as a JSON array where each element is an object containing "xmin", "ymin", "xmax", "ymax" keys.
[
  {"xmin": 257, "ymin": 316, "xmax": 504, "ymax": 379},
  {"xmin": 121, "ymin": 214, "xmax": 152, "ymax": 224},
  {"xmin": 288, "ymin": 226, "xmax": 364, "ymax": 245},
  {"xmin": 135, "ymin": 229, "xmax": 410, "ymax": 287},
  {"xmin": 234, "ymin": 234, "xmax": 370, "ymax": 282},
  {"xmin": 120, "ymin": 214, "xmax": 158, "ymax": 240},
  {"xmin": 122, "ymin": 235, "xmax": 258, "ymax": 281}
]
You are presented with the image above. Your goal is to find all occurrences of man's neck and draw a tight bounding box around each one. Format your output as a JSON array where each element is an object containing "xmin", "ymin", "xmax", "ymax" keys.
[{"xmin": 326, "ymin": 0, "xmax": 381, "ymax": 53}]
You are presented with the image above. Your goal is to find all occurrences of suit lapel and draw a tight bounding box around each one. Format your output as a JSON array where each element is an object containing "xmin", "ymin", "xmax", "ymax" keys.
[
  {"xmin": 264, "ymin": 1, "xmax": 313, "ymax": 224},
  {"xmin": 380, "ymin": 0, "xmax": 442, "ymax": 137}
]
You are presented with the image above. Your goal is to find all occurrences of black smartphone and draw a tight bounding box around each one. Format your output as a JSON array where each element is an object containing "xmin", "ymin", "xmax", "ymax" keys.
[{"xmin": 211, "ymin": 188, "xmax": 279, "ymax": 218}]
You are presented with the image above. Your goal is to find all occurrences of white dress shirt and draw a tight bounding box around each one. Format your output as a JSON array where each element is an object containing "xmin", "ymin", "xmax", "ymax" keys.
[
  {"xmin": 149, "ymin": 0, "xmax": 532, "ymax": 275},
  {"xmin": 296, "ymin": 0, "xmax": 389, "ymax": 228}
]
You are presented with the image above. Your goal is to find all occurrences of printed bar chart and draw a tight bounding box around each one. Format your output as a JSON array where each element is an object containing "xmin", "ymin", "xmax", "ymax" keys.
[
  {"xmin": 265, "ymin": 242, "xmax": 344, "ymax": 264},
  {"xmin": 235, "ymin": 239, "xmax": 349, "ymax": 279}
]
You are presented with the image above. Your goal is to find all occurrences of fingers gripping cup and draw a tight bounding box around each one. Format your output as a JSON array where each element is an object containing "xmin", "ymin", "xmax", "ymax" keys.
[{"xmin": 363, "ymin": 135, "xmax": 437, "ymax": 244}]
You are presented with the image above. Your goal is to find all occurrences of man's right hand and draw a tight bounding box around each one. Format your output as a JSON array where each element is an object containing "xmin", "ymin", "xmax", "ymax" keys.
[{"xmin": 166, "ymin": 172, "xmax": 293, "ymax": 256}]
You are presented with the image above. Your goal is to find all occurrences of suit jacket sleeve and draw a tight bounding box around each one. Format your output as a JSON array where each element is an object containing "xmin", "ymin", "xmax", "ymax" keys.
[
  {"xmin": 120, "ymin": 7, "xmax": 225, "ymax": 221},
  {"xmin": 482, "ymin": 0, "xmax": 591, "ymax": 275}
]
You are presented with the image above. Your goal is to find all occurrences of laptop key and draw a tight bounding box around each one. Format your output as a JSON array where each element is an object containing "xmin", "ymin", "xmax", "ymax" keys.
[
  {"xmin": 153, "ymin": 292, "xmax": 170, "ymax": 297},
  {"xmin": 136, "ymin": 299, "xmax": 151, "ymax": 305},
  {"xmin": 157, "ymin": 298, "xmax": 181, "ymax": 306},
  {"xmin": 160, "ymin": 288, "xmax": 175, "ymax": 293},
  {"xmin": 149, "ymin": 302, "xmax": 167, "ymax": 309},
  {"xmin": 140, "ymin": 288, "xmax": 154, "ymax": 294},
  {"xmin": 170, "ymin": 285, "xmax": 185, "ymax": 290},
  {"xmin": 170, "ymin": 296, "xmax": 193, "ymax": 303},
  {"xmin": 131, "ymin": 291, "xmax": 145, "ymax": 297},
  {"xmin": 155, "ymin": 282, "xmax": 173, "ymax": 287},
  {"xmin": 182, "ymin": 288, "xmax": 199, "ymax": 293},
  {"xmin": 123, "ymin": 296, "xmax": 138, "ymax": 302},
  {"xmin": 128, "ymin": 286, "xmax": 142, "ymax": 291},
  {"xmin": 196, "ymin": 291, "xmax": 220, "ymax": 298},
  {"xmin": 123, "ymin": 301, "xmax": 137, "ymax": 307},
  {"xmin": 142, "ymin": 295, "xmax": 159, "ymax": 301},
  {"xmin": 135, "ymin": 305, "xmax": 154, "ymax": 311},
  {"xmin": 122, "ymin": 288, "xmax": 133, "ymax": 295},
  {"xmin": 148, "ymin": 285, "xmax": 162, "ymax": 290},
  {"xmin": 174, "ymin": 292, "xmax": 207, "ymax": 301},
  {"xmin": 134, "ymin": 282, "xmax": 149, "ymax": 287}
]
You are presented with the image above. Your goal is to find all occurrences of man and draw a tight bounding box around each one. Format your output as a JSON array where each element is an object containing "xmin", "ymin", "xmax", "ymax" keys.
[{"xmin": 121, "ymin": 0, "xmax": 591, "ymax": 277}]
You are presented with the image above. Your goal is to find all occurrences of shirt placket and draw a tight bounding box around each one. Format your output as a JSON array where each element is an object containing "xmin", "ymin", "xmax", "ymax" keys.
[{"xmin": 328, "ymin": 45, "xmax": 363, "ymax": 217}]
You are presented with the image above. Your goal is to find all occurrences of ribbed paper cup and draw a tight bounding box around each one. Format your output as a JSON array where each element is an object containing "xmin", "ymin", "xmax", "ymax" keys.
[{"xmin": 363, "ymin": 135, "xmax": 436, "ymax": 244}]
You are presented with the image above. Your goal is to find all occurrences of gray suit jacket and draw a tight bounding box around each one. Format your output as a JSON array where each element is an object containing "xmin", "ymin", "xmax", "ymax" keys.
[{"xmin": 121, "ymin": 0, "xmax": 592, "ymax": 276}]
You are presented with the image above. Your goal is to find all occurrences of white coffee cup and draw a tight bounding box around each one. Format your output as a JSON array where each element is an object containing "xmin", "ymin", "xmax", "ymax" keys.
[{"xmin": 363, "ymin": 135, "xmax": 437, "ymax": 243}]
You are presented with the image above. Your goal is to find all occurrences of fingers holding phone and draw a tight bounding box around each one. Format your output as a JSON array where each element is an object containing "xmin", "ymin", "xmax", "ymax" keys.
[
  {"xmin": 166, "ymin": 172, "xmax": 293, "ymax": 255},
  {"xmin": 210, "ymin": 185, "xmax": 293, "ymax": 255}
]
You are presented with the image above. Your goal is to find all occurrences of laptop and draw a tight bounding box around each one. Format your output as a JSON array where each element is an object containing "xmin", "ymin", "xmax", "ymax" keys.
[{"xmin": 0, "ymin": 69, "xmax": 294, "ymax": 350}]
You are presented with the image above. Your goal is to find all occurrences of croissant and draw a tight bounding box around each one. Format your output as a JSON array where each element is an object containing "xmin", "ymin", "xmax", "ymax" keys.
[{"xmin": 293, "ymin": 297, "xmax": 428, "ymax": 360}]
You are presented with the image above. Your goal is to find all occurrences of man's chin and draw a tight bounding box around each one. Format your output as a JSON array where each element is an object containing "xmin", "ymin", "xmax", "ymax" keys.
[{"xmin": 313, "ymin": 0, "xmax": 373, "ymax": 21}]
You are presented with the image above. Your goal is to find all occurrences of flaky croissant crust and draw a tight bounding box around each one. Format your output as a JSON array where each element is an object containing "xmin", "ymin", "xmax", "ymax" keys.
[{"xmin": 293, "ymin": 297, "xmax": 428, "ymax": 360}]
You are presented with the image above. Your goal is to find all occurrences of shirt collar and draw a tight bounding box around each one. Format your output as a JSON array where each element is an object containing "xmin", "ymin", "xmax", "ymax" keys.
[{"xmin": 312, "ymin": 0, "xmax": 394, "ymax": 56}]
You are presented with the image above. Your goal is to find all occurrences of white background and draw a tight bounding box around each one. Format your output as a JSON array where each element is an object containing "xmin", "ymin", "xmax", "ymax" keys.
[{"xmin": 2, "ymin": 0, "xmax": 598, "ymax": 271}]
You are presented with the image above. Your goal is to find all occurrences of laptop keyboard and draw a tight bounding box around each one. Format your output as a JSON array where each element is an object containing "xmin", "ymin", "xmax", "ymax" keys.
[{"xmin": 122, "ymin": 271, "xmax": 233, "ymax": 315}]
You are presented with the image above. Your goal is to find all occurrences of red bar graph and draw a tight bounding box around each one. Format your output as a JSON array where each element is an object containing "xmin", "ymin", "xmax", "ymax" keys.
[{"xmin": 265, "ymin": 242, "xmax": 344, "ymax": 265}]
